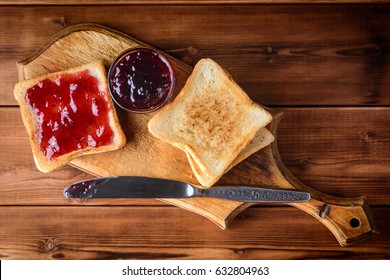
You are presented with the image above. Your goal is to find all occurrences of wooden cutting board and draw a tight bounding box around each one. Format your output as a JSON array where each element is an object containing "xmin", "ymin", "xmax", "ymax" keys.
[{"xmin": 17, "ymin": 23, "xmax": 377, "ymax": 246}]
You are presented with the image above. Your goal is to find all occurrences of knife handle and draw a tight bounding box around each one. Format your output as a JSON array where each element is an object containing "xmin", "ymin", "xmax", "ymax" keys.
[{"xmin": 201, "ymin": 186, "xmax": 310, "ymax": 202}]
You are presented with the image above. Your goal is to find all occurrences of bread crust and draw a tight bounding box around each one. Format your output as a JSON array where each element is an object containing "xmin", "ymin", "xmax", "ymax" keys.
[{"xmin": 14, "ymin": 61, "xmax": 126, "ymax": 172}]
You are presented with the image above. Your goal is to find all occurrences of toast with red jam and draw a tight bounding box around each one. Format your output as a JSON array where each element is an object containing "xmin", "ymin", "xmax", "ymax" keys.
[{"xmin": 14, "ymin": 62, "xmax": 126, "ymax": 172}]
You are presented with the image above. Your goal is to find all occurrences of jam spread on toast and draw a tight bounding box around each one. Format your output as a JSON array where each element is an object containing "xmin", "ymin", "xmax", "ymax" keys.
[
  {"xmin": 108, "ymin": 48, "xmax": 175, "ymax": 112},
  {"xmin": 26, "ymin": 69, "xmax": 115, "ymax": 160}
]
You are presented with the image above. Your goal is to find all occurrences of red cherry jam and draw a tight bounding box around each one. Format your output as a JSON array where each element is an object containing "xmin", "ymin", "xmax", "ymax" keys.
[
  {"xmin": 26, "ymin": 69, "xmax": 115, "ymax": 160},
  {"xmin": 108, "ymin": 48, "xmax": 175, "ymax": 113}
]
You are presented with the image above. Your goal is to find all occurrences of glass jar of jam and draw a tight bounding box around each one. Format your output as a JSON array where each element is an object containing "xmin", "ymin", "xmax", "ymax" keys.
[{"xmin": 108, "ymin": 47, "xmax": 175, "ymax": 113}]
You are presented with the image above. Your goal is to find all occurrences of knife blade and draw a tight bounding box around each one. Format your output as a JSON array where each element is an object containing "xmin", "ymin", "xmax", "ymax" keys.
[{"xmin": 64, "ymin": 176, "xmax": 310, "ymax": 203}]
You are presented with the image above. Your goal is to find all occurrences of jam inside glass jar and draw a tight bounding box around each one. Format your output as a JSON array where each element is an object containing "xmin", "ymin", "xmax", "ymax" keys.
[{"xmin": 108, "ymin": 48, "xmax": 175, "ymax": 113}]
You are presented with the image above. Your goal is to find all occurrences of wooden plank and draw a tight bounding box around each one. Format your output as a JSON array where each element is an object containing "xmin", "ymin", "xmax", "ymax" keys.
[
  {"xmin": 2, "ymin": 107, "xmax": 389, "ymax": 205},
  {"xmin": 0, "ymin": 206, "xmax": 388, "ymax": 259},
  {"xmin": 1, "ymin": 5, "xmax": 390, "ymax": 106},
  {"xmin": 276, "ymin": 107, "xmax": 390, "ymax": 203}
]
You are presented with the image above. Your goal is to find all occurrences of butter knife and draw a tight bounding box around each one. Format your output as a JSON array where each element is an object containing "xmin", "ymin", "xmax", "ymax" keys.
[{"xmin": 64, "ymin": 176, "xmax": 310, "ymax": 203}]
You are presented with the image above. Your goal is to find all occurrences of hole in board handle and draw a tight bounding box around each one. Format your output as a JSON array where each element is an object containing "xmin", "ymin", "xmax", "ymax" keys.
[{"xmin": 349, "ymin": 217, "xmax": 361, "ymax": 228}]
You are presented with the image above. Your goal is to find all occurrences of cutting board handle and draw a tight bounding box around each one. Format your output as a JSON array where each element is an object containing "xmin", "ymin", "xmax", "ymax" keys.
[
  {"xmin": 272, "ymin": 148, "xmax": 378, "ymax": 246},
  {"xmin": 291, "ymin": 194, "xmax": 377, "ymax": 246},
  {"xmin": 267, "ymin": 109, "xmax": 378, "ymax": 246}
]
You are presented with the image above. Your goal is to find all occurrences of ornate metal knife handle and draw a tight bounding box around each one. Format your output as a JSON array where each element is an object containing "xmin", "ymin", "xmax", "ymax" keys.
[{"xmin": 201, "ymin": 186, "xmax": 310, "ymax": 202}]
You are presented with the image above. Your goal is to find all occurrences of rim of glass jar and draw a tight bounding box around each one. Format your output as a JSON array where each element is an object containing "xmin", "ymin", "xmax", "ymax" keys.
[{"xmin": 107, "ymin": 47, "xmax": 176, "ymax": 113}]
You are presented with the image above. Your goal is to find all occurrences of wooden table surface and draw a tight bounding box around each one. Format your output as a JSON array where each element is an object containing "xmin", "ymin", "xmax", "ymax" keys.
[{"xmin": 1, "ymin": 1, "xmax": 390, "ymax": 260}]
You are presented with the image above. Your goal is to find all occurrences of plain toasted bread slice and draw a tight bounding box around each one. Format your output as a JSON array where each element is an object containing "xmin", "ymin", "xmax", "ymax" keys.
[
  {"xmin": 148, "ymin": 58, "xmax": 272, "ymax": 186},
  {"xmin": 186, "ymin": 128, "xmax": 275, "ymax": 187},
  {"xmin": 14, "ymin": 61, "xmax": 126, "ymax": 172}
]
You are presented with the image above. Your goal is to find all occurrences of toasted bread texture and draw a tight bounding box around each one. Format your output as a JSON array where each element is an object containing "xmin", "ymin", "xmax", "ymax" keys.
[
  {"xmin": 148, "ymin": 58, "xmax": 272, "ymax": 187},
  {"xmin": 186, "ymin": 128, "xmax": 275, "ymax": 187},
  {"xmin": 14, "ymin": 61, "xmax": 126, "ymax": 172}
]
